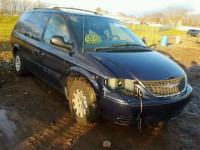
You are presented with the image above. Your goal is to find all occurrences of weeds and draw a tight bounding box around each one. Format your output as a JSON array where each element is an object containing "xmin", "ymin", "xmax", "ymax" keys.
[
  {"xmin": 0, "ymin": 15, "xmax": 19, "ymax": 40},
  {"xmin": 126, "ymin": 24, "xmax": 187, "ymax": 45}
]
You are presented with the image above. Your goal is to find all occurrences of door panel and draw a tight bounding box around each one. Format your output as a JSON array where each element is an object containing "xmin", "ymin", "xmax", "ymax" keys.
[
  {"xmin": 14, "ymin": 32, "xmax": 43, "ymax": 75},
  {"xmin": 39, "ymin": 43, "xmax": 71, "ymax": 90},
  {"xmin": 39, "ymin": 14, "xmax": 73, "ymax": 91},
  {"xmin": 14, "ymin": 12, "xmax": 51, "ymax": 76}
]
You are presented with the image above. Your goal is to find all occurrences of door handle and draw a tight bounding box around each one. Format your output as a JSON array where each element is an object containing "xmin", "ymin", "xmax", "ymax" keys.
[
  {"xmin": 32, "ymin": 48, "xmax": 45, "ymax": 57},
  {"xmin": 32, "ymin": 48, "xmax": 39, "ymax": 54},
  {"xmin": 40, "ymin": 51, "xmax": 45, "ymax": 57}
]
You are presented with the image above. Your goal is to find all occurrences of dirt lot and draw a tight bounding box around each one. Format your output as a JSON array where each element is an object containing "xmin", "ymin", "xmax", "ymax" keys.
[{"xmin": 0, "ymin": 36, "xmax": 200, "ymax": 150}]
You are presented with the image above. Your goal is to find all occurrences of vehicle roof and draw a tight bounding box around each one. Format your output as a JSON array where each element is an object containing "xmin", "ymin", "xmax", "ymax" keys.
[
  {"xmin": 27, "ymin": 8, "xmax": 108, "ymax": 18},
  {"xmin": 189, "ymin": 29, "xmax": 200, "ymax": 31}
]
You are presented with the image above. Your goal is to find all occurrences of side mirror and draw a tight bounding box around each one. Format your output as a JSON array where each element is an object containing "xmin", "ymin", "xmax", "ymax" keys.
[
  {"xmin": 50, "ymin": 35, "xmax": 73, "ymax": 52},
  {"xmin": 142, "ymin": 37, "xmax": 146, "ymax": 44}
]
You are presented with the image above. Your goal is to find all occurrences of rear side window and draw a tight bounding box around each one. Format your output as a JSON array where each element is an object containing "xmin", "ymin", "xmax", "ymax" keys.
[
  {"xmin": 29, "ymin": 13, "xmax": 50, "ymax": 40},
  {"xmin": 44, "ymin": 14, "xmax": 70, "ymax": 44},
  {"xmin": 15, "ymin": 12, "xmax": 50, "ymax": 41},
  {"xmin": 15, "ymin": 12, "xmax": 32, "ymax": 35}
]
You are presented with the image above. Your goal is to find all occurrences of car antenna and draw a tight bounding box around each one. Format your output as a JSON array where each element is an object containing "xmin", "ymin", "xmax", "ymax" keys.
[{"xmin": 82, "ymin": 15, "xmax": 85, "ymax": 53}]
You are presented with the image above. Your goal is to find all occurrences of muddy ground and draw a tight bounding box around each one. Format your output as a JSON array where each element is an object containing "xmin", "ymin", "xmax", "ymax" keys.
[{"xmin": 0, "ymin": 36, "xmax": 200, "ymax": 150}]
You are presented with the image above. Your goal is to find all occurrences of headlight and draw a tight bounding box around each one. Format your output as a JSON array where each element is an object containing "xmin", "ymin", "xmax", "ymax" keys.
[{"xmin": 105, "ymin": 78, "xmax": 142, "ymax": 97}]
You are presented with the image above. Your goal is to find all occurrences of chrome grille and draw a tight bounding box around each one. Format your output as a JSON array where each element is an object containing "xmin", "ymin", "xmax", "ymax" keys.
[{"xmin": 141, "ymin": 76, "xmax": 186, "ymax": 97}]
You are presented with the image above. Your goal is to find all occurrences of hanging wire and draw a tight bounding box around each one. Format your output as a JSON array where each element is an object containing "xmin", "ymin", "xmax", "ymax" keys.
[{"xmin": 136, "ymin": 94, "xmax": 143, "ymax": 132}]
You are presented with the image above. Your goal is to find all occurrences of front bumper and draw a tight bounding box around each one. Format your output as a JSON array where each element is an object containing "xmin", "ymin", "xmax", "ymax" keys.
[{"xmin": 97, "ymin": 84, "xmax": 193, "ymax": 124}]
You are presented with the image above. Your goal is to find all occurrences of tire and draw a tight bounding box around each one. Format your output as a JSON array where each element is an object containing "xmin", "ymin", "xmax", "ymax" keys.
[
  {"xmin": 68, "ymin": 78, "xmax": 97, "ymax": 124},
  {"xmin": 14, "ymin": 51, "xmax": 28, "ymax": 75}
]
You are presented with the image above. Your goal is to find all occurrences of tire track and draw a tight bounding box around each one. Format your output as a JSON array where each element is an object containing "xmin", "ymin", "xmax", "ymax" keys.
[{"xmin": 16, "ymin": 112, "xmax": 96, "ymax": 149}]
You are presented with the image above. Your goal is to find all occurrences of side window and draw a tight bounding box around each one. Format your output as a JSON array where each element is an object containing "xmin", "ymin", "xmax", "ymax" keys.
[
  {"xmin": 15, "ymin": 12, "xmax": 50, "ymax": 41},
  {"xmin": 15, "ymin": 12, "xmax": 32, "ymax": 34},
  {"xmin": 44, "ymin": 14, "xmax": 70, "ymax": 44},
  {"xmin": 28, "ymin": 12, "xmax": 51, "ymax": 40}
]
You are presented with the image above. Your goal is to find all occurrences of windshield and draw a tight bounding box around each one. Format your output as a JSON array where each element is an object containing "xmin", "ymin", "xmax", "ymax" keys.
[{"xmin": 69, "ymin": 15, "xmax": 146, "ymax": 52}]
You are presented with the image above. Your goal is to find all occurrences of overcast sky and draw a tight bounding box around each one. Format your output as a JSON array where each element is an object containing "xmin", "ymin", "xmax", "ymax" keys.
[{"xmin": 41, "ymin": 0, "xmax": 200, "ymax": 17}]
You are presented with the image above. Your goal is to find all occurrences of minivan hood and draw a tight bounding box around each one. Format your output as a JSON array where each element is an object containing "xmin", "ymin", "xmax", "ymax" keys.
[{"xmin": 89, "ymin": 51, "xmax": 185, "ymax": 80}]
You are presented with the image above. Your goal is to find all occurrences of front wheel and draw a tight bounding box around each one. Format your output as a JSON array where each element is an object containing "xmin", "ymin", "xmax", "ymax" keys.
[{"xmin": 68, "ymin": 78, "xmax": 97, "ymax": 124}]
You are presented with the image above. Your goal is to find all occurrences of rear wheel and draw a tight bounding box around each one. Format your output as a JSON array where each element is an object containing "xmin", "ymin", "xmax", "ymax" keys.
[
  {"xmin": 14, "ymin": 51, "xmax": 28, "ymax": 75},
  {"xmin": 68, "ymin": 78, "xmax": 97, "ymax": 124}
]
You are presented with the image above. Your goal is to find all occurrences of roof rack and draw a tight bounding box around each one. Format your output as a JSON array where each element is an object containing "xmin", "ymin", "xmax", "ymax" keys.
[
  {"xmin": 53, "ymin": 7, "xmax": 100, "ymax": 15},
  {"xmin": 33, "ymin": 8, "xmax": 51, "ymax": 9}
]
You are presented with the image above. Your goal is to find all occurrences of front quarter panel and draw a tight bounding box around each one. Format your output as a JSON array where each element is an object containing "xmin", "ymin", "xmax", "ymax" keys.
[{"xmin": 67, "ymin": 66, "xmax": 100, "ymax": 93}]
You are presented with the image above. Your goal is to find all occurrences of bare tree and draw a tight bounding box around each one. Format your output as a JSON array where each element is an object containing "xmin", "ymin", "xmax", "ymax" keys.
[
  {"xmin": 0, "ymin": 0, "xmax": 52, "ymax": 15},
  {"xmin": 142, "ymin": 12, "xmax": 164, "ymax": 23},
  {"xmin": 22, "ymin": 0, "xmax": 28, "ymax": 12},
  {"xmin": 163, "ymin": 7, "xmax": 191, "ymax": 27},
  {"xmin": 138, "ymin": 7, "xmax": 200, "ymax": 27},
  {"xmin": 95, "ymin": 7, "xmax": 102, "ymax": 13},
  {"xmin": 0, "ymin": 0, "xmax": 9, "ymax": 14},
  {"xmin": 164, "ymin": 7, "xmax": 189, "ymax": 20},
  {"xmin": 95, "ymin": 7, "xmax": 109, "ymax": 14},
  {"xmin": 118, "ymin": 12, "xmax": 127, "ymax": 17}
]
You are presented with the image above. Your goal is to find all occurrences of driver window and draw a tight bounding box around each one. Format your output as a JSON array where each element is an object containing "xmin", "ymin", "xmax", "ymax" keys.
[{"xmin": 44, "ymin": 14, "xmax": 70, "ymax": 44}]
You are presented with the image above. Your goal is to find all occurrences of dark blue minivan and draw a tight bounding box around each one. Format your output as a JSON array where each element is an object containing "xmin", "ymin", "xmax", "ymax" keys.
[{"xmin": 11, "ymin": 7, "xmax": 192, "ymax": 125}]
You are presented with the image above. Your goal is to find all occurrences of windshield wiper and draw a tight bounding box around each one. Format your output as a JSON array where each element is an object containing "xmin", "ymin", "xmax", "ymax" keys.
[
  {"xmin": 94, "ymin": 43, "xmax": 149, "ymax": 52},
  {"xmin": 94, "ymin": 47, "xmax": 114, "ymax": 52},
  {"xmin": 112, "ymin": 43, "xmax": 142, "ymax": 47},
  {"xmin": 93, "ymin": 46, "xmax": 151, "ymax": 53}
]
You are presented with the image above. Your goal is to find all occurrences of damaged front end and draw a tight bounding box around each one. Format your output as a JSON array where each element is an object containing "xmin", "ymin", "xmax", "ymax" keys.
[
  {"xmin": 103, "ymin": 78, "xmax": 143, "ymax": 128},
  {"xmin": 97, "ymin": 77, "xmax": 192, "ymax": 126},
  {"xmin": 105, "ymin": 78, "xmax": 142, "ymax": 98}
]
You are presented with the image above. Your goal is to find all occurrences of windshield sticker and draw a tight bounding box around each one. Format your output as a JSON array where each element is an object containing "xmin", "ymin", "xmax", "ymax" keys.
[{"xmin": 85, "ymin": 34, "xmax": 102, "ymax": 44}]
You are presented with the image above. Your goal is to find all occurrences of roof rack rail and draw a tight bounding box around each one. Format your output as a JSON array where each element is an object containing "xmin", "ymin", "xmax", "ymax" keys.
[
  {"xmin": 33, "ymin": 8, "xmax": 52, "ymax": 10},
  {"xmin": 53, "ymin": 7, "xmax": 100, "ymax": 14}
]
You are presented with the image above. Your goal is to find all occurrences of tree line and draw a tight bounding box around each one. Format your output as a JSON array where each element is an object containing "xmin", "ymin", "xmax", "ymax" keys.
[
  {"xmin": 0, "ymin": 0, "xmax": 51, "ymax": 15},
  {"xmin": 139, "ymin": 7, "xmax": 200, "ymax": 27},
  {"xmin": 0, "ymin": 1, "xmax": 199, "ymax": 27}
]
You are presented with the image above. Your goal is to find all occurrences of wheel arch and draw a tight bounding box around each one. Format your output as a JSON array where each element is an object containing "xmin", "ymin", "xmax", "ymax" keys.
[
  {"xmin": 64, "ymin": 66, "xmax": 101, "ymax": 99},
  {"xmin": 12, "ymin": 44, "xmax": 20, "ymax": 56}
]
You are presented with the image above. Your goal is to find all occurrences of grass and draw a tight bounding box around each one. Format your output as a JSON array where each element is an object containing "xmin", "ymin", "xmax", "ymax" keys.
[
  {"xmin": 161, "ymin": 29, "xmax": 186, "ymax": 36},
  {"xmin": 0, "ymin": 15, "xmax": 19, "ymax": 54},
  {"xmin": 126, "ymin": 24, "xmax": 187, "ymax": 45},
  {"xmin": 0, "ymin": 15, "xmax": 19, "ymax": 41}
]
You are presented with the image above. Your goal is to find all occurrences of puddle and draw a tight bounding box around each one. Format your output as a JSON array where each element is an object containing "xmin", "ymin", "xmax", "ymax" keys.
[{"xmin": 0, "ymin": 109, "xmax": 16, "ymax": 138}]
